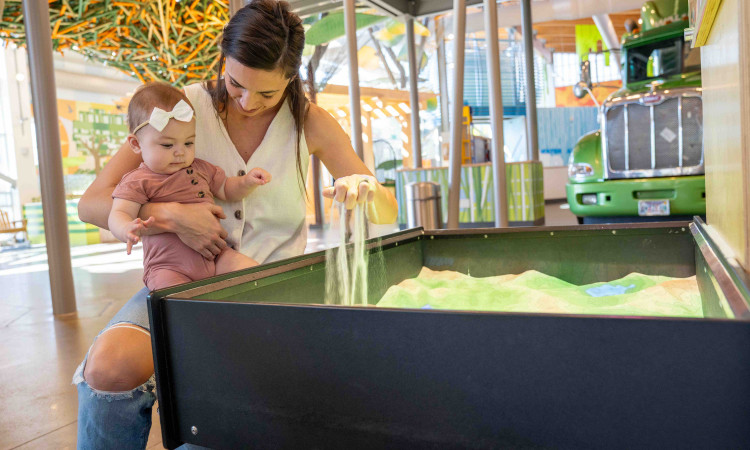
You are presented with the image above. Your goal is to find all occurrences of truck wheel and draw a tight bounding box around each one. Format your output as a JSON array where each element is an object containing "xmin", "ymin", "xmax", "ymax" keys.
[{"xmin": 576, "ymin": 217, "xmax": 584, "ymax": 225}]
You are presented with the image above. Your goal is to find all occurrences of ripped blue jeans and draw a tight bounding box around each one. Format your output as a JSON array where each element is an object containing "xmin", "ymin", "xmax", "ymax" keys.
[{"xmin": 73, "ymin": 287, "xmax": 156, "ymax": 450}]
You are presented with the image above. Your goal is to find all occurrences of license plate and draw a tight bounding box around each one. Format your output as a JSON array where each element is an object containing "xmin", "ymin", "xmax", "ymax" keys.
[{"xmin": 638, "ymin": 199, "xmax": 670, "ymax": 216}]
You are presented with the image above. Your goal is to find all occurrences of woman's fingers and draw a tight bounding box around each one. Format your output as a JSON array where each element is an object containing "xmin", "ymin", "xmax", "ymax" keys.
[
  {"xmin": 206, "ymin": 243, "xmax": 223, "ymax": 257},
  {"xmin": 334, "ymin": 183, "xmax": 348, "ymax": 203},
  {"xmin": 174, "ymin": 203, "xmax": 229, "ymax": 256},
  {"xmin": 214, "ymin": 237, "xmax": 228, "ymax": 251},
  {"xmin": 324, "ymin": 175, "xmax": 377, "ymax": 207},
  {"xmin": 208, "ymin": 204, "xmax": 227, "ymax": 220},
  {"xmin": 357, "ymin": 180, "xmax": 374, "ymax": 203},
  {"xmin": 345, "ymin": 185, "xmax": 358, "ymax": 210}
]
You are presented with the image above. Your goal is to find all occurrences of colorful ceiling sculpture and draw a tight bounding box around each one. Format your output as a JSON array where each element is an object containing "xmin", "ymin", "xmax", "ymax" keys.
[{"xmin": 0, "ymin": 0, "xmax": 229, "ymax": 86}]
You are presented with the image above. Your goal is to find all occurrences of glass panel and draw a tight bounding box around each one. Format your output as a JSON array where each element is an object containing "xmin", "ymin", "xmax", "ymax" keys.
[
  {"xmin": 654, "ymin": 98, "xmax": 680, "ymax": 169},
  {"xmin": 681, "ymin": 97, "xmax": 703, "ymax": 166},
  {"xmin": 606, "ymin": 106, "xmax": 626, "ymax": 170},
  {"xmin": 627, "ymin": 37, "xmax": 684, "ymax": 83},
  {"xmin": 626, "ymin": 103, "xmax": 652, "ymax": 170}
]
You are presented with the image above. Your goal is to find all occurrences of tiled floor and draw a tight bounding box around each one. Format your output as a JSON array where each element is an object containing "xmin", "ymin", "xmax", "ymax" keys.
[
  {"xmin": 0, "ymin": 202, "xmax": 576, "ymax": 450},
  {"xmin": 0, "ymin": 243, "xmax": 163, "ymax": 450}
]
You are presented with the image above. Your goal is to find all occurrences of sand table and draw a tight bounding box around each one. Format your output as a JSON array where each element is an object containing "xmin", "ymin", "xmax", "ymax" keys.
[{"xmin": 377, "ymin": 267, "xmax": 703, "ymax": 318}]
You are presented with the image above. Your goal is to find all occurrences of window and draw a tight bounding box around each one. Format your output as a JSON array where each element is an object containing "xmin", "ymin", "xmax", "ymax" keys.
[
  {"xmin": 552, "ymin": 52, "xmax": 620, "ymax": 87},
  {"xmin": 0, "ymin": 46, "xmax": 18, "ymax": 216},
  {"xmin": 626, "ymin": 36, "xmax": 699, "ymax": 83}
]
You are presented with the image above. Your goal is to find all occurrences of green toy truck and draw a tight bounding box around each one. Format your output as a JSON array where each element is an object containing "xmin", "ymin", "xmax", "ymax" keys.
[{"xmin": 566, "ymin": 0, "xmax": 705, "ymax": 223}]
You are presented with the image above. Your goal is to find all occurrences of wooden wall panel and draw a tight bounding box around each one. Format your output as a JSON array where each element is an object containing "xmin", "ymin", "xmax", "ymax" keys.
[{"xmin": 701, "ymin": 0, "xmax": 750, "ymax": 272}]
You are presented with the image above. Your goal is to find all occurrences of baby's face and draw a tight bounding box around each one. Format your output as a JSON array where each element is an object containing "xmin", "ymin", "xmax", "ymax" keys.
[{"xmin": 136, "ymin": 118, "xmax": 196, "ymax": 174}]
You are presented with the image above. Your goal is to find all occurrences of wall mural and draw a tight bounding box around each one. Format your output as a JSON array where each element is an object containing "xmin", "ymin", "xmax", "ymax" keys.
[
  {"xmin": 45, "ymin": 98, "xmax": 129, "ymax": 199},
  {"xmin": 22, "ymin": 99, "xmax": 127, "ymax": 245},
  {"xmin": 1, "ymin": 0, "xmax": 228, "ymax": 86}
]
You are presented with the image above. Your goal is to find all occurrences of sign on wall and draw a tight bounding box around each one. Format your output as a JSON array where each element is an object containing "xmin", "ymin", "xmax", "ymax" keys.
[{"xmin": 58, "ymin": 99, "xmax": 128, "ymax": 176}]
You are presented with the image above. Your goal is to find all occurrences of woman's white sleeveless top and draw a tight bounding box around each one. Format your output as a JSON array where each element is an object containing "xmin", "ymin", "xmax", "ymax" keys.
[{"xmin": 184, "ymin": 83, "xmax": 308, "ymax": 263}]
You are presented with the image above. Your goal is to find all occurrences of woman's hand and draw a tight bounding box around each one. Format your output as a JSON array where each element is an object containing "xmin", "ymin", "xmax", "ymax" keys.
[
  {"xmin": 166, "ymin": 203, "xmax": 229, "ymax": 260},
  {"xmin": 323, "ymin": 174, "xmax": 376, "ymax": 210}
]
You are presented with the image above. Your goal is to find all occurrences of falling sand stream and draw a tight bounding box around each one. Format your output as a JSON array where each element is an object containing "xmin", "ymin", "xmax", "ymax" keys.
[{"xmin": 324, "ymin": 202, "xmax": 384, "ymax": 306}]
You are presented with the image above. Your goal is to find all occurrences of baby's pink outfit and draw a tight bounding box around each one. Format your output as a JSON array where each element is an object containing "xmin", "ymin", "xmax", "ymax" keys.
[{"xmin": 112, "ymin": 159, "xmax": 228, "ymax": 290}]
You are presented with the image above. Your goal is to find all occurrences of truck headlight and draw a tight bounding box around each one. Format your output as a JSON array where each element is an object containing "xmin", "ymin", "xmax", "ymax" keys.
[
  {"xmin": 568, "ymin": 163, "xmax": 594, "ymax": 179},
  {"xmin": 581, "ymin": 194, "xmax": 598, "ymax": 205}
]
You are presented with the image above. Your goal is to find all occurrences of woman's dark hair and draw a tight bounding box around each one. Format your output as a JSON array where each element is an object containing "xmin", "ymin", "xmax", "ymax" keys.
[{"xmin": 208, "ymin": 0, "xmax": 307, "ymax": 189}]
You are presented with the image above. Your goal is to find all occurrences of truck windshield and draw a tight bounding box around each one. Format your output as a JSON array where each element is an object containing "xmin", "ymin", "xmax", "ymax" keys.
[{"xmin": 626, "ymin": 36, "xmax": 701, "ymax": 83}]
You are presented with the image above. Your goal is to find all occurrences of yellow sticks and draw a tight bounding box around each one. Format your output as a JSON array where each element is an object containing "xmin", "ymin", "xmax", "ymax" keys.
[{"xmin": 1, "ymin": 0, "xmax": 229, "ymax": 87}]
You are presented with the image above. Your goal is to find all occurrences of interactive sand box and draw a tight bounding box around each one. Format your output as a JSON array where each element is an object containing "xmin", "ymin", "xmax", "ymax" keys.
[{"xmin": 377, "ymin": 267, "xmax": 703, "ymax": 318}]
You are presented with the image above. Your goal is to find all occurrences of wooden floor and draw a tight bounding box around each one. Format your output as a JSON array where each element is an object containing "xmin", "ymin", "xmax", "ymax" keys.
[{"xmin": 0, "ymin": 203, "xmax": 576, "ymax": 450}]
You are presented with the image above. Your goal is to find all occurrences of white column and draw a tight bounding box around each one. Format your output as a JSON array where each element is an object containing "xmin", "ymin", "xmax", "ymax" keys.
[
  {"xmin": 435, "ymin": 18, "xmax": 451, "ymax": 142},
  {"xmin": 344, "ymin": 0, "xmax": 365, "ymax": 160},
  {"xmin": 447, "ymin": 0, "xmax": 467, "ymax": 229},
  {"xmin": 592, "ymin": 14, "xmax": 620, "ymax": 54},
  {"xmin": 521, "ymin": 0, "xmax": 539, "ymax": 161},
  {"xmin": 406, "ymin": 17, "xmax": 422, "ymax": 168},
  {"xmin": 483, "ymin": 0, "xmax": 509, "ymax": 227},
  {"xmin": 22, "ymin": 0, "xmax": 77, "ymax": 314}
]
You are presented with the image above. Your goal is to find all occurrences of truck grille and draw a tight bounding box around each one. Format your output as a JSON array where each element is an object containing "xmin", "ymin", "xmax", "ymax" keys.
[{"xmin": 604, "ymin": 94, "xmax": 704, "ymax": 178}]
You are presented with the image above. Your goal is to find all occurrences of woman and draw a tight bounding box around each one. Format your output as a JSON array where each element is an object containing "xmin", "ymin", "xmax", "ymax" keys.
[{"xmin": 74, "ymin": 1, "xmax": 398, "ymax": 447}]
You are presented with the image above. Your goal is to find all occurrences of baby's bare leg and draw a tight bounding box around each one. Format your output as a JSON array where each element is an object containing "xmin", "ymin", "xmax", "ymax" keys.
[
  {"xmin": 146, "ymin": 269, "xmax": 193, "ymax": 291},
  {"xmin": 215, "ymin": 248, "xmax": 259, "ymax": 275}
]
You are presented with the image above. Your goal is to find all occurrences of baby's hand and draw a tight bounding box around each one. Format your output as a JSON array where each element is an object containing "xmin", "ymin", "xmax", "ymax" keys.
[
  {"xmin": 125, "ymin": 217, "xmax": 154, "ymax": 255},
  {"xmin": 245, "ymin": 167, "xmax": 271, "ymax": 186}
]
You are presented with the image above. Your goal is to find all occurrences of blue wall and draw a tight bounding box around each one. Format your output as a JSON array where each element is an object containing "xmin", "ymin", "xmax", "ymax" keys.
[{"xmin": 537, "ymin": 107, "xmax": 599, "ymax": 167}]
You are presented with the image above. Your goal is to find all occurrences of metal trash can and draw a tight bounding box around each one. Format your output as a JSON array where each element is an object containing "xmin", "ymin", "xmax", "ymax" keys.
[{"xmin": 405, "ymin": 181, "xmax": 443, "ymax": 230}]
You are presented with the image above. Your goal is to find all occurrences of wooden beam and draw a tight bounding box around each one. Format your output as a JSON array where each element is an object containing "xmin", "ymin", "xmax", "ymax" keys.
[
  {"xmin": 320, "ymin": 84, "xmax": 436, "ymax": 102},
  {"xmin": 529, "ymin": 10, "xmax": 640, "ymax": 55}
]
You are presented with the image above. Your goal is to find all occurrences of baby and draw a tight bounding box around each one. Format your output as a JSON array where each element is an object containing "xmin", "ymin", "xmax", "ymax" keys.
[{"xmin": 109, "ymin": 82, "xmax": 270, "ymax": 290}]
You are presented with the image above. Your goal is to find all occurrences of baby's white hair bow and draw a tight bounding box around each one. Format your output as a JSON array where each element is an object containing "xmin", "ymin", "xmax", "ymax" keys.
[{"xmin": 133, "ymin": 99, "xmax": 194, "ymax": 134}]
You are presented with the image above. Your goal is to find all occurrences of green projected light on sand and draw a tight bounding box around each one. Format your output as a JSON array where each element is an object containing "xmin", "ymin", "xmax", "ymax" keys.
[{"xmin": 377, "ymin": 267, "xmax": 703, "ymax": 318}]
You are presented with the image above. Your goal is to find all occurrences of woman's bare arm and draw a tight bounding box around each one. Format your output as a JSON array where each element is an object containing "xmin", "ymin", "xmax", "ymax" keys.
[
  {"xmin": 78, "ymin": 141, "xmax": 142, "ymax": 229},
  {"xmin": 305, "ymin": 104, "xmax": 398, "ymax": 224}
]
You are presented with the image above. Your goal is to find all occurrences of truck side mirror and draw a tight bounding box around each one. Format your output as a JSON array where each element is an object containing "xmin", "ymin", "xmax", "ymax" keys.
[
  {"xmin": 573, "ymin": 82, "xmax": 588, "ymax": 99},
  {"xmin": 574, "ymin": 60, "xmax": 597, "ymax": 103},
  {"xmin": 580, "ymin": 60, "xmax": 592, "ymax": 89}
]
